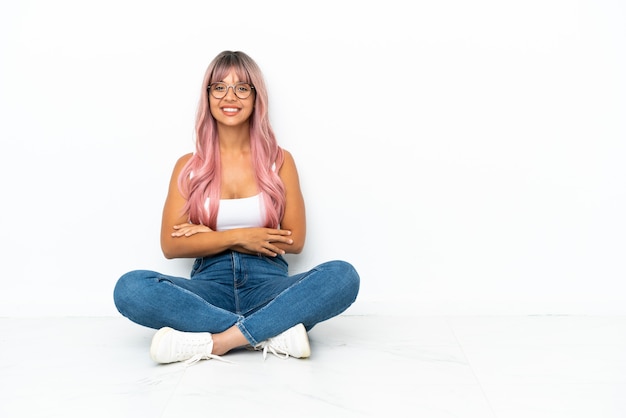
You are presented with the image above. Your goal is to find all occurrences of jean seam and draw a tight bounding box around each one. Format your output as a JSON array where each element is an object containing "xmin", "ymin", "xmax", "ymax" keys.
[{"xmin": 237, "ymin": 321, "xmax": 257, "ymax": 346}]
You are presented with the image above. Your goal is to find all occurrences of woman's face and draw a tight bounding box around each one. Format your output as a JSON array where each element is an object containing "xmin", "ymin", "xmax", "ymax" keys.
[{"xmin": 208, "ymin": 69, "xmax": 255, "ymax": 127}]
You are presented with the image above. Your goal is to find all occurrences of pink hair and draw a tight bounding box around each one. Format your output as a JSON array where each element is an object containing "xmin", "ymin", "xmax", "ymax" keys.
[{"xmin": 178, "ymin": 51, "xmax": 285, "ymax": 230}]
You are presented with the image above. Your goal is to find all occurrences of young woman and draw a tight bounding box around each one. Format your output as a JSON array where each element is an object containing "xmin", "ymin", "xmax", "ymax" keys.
[{"xmin": 113, "ymin": 51, "xmax": 360, "ymax": 364}]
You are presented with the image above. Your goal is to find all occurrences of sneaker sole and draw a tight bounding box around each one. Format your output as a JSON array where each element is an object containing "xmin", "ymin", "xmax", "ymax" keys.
[{"xmin": 150, "ymin": 327, "xmax": 174, "ymax": 363}]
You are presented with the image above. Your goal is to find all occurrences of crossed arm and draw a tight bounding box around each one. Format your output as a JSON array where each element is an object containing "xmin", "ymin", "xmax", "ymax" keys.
[{"xmin": 159, "ymin": 151, "xmax": 306, "ymax": 259}]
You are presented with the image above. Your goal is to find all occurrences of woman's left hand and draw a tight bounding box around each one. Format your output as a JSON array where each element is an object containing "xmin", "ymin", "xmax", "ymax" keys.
[{"xmin": 171, "ymin": 223, "xmax": 213, "ymax": 237}]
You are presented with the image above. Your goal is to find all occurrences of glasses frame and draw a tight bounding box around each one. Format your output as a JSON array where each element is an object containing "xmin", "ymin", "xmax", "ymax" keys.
[{"xmin": 207, "ymin": 82, "xmax": 255, "ymax": 100}]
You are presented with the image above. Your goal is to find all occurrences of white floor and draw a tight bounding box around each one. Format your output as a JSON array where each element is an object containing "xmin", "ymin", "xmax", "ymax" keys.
[{"xmin": 1, "ymin": 315, "xmax": 625, "ymax": 418}]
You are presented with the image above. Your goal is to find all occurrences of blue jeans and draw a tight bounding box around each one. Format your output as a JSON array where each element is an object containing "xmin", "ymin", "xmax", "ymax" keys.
[{"xmin": 113, "ymin": 251, "xmax": 360, "ymax": 346}]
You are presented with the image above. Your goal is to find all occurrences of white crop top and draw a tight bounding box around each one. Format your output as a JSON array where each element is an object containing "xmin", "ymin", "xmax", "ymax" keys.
[
  {"xmin": 191, "ymin": 161, "xmax": 275, "ymax": 231},
  {"xmin": 205, "ymin": 194, "xmax": 266, "ymax": 231}
]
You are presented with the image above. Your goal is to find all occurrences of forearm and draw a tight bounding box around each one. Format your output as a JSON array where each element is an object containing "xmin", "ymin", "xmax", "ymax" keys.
[
  {"xmin": 161, "ymin": 226, "xmax": 298, "ymax": 259},
  {"xmin": 161, "ymin": 229, "xmax": 238, "ymax": 259}
]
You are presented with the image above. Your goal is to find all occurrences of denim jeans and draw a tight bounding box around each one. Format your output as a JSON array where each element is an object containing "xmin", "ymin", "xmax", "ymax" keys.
[{"xmin": 113, "ymin": 251, "xmax": 360, "ymax": 346}]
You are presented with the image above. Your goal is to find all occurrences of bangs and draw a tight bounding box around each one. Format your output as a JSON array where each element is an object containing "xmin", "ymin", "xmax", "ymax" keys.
[{"xmin": 210, "ymin": 55, "xmax": 252, "ymax": 84}]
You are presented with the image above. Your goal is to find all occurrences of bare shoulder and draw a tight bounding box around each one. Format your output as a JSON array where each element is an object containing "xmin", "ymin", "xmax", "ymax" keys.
[
  {"xmin": 176, "ymin": 152, "xmax": 194, "ymax": 167},
  {"xmin": 278, "ymin": 149, "xmax": 302, "ymax": 186},
  {"xmin": 280, "ymin": 149, "xmax": 298, "ymax": 170},
  {"xmin": 171, "ymin": 152, "xmax": 193, "ymax": 174}
]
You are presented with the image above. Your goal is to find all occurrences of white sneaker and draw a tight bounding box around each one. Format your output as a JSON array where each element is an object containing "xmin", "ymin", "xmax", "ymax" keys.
[
  {"xmin": 150, "ymin": 327, "xmax": 223, "ymax": 364},
  {"xmin": 255, "ymin": 323, "xmax": 311, "ymax": 360}
]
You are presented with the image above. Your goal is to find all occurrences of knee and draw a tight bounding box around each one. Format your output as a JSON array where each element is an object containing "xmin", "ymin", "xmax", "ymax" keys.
[
  {"xmin": 113, "ymin": 270, "xmax": 153, "ymax": 313},
  {"xmin": 113, "ymin": 272, "xmax": 133, "ymax": 313},
  {"xmin": 324, "ymin": 260, "xmax": 360, "ymax": 300}
]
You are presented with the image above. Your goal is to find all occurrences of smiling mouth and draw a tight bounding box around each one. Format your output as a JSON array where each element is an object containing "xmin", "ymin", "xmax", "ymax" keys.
[{"xmin": 222, "ymin": 107, "xmax": 239, "ymax": 112}]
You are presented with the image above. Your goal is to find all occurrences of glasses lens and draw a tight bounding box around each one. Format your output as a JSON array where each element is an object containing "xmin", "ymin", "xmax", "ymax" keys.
[
  {"xmin": 234, "ymin": 83, "xmax": 252, "ymax": 99},
  {"xmin": 210, "ymin": 83, "xmax": 228, "ymax": 99}
]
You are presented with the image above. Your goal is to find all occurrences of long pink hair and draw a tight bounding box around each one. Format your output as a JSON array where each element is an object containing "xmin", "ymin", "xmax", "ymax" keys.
[{"xmin": 178, "ymin": 51, "xmax": 285, "ymax": 230}]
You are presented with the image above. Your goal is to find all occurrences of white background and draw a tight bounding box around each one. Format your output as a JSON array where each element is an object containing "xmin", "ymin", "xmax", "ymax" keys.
[{"xmin": 1, "ymin": 0, "xmax": 624, "ymax": 317}]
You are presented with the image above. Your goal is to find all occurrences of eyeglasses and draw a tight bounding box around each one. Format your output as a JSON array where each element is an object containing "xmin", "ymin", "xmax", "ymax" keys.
[{"xmin": 207, "ymin": 82, "xmax": 255, "ymax": 99}]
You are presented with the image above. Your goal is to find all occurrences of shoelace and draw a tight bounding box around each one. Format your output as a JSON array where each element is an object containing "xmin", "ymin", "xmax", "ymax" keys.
[
  {"xmin": 259, "ymin": 341, "xmax": 290, "ymax": 360},
  {"xmin": 184, "ymin": 352, "xmax": 233, "ymax": 366}
]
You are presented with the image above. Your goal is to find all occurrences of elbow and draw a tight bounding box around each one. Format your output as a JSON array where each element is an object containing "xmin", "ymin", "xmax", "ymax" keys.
[
  {"xmin": 289, "ymin": 238, "xmax": 305, "ymax": 254},
  {"xmin": 161, "ymin": 246, "xmax": 176, "ymax": 259},
  {"xmin": 160, "ymin": 238, "xmax": 178, "ymax": 259}
]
